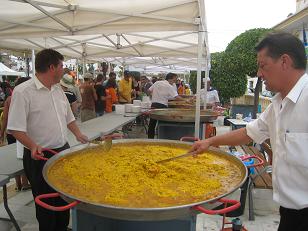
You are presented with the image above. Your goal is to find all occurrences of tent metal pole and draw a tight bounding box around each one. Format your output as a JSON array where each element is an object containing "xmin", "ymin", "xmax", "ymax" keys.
[
  {"xmin": 82, "ymin": 58, "xmax": 86, "ymax": 75},
  {"xmin": 26, "ymin": 55, "xmax": 30, "ymax": 77},
  {"xmin": 194, "ymin": 23, "xmax": 203, "ymax": 138},
  {"xmin": 82, "ymin": 43, "xmax": 86, "ymax": 76},
  {"xmin": 76, "ymin": 59, "xmax": 79, "ymax": 82},
  {"xmin": 31, "ymin": 49, "xmax": 35, "ymax": 78}
]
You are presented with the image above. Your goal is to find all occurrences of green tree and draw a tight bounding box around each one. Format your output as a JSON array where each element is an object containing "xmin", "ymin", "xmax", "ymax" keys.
[
  {"xmin": 225, "ymin": 28, "xmax": 270, "ymax": 77},
  {"xmin": 189, "ymin": 70, "xmax": 205, "ymax": 94},
  {"xmin": 210, "ymin": 28, "xmax": 271, "ymax": 108}
]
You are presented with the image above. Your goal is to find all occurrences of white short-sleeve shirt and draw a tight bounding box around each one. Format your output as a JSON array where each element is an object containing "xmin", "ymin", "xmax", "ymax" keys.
[
  {"xmin": 246, "ymin": 73, "xmax": 308, "ymax": 209},
  {"xmin": 200, "ymin": 88, "xmax": 220, "ymax": 104},
  {"xmin": 149, "ymin": 80, "xmax": 178, "ymax": 106},
  {"xmin": 7, "ymin": 77, "xmax": 75, "ymax": 149}
]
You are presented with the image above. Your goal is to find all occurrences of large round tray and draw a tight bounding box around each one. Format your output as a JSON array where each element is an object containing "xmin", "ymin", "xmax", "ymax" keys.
[{"xmin": 149, "ymin": 109, "xmax": 219, "ymax": 122}]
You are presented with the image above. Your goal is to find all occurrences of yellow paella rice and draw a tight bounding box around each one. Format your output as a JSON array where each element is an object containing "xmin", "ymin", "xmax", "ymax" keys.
[{"xmin": 47, "ymin": 143, "xmax": 243, "ymax": 208}]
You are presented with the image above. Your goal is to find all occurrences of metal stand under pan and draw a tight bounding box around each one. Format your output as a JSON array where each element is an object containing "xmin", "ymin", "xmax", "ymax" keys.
[{"xmin": 72, "ymin": 208, "xmax": 197, "ymax": 231}]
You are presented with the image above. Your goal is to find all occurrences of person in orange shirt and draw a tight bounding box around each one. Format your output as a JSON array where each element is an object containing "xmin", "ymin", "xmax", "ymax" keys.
[
  {"xmin": 177, "ymin": 81, "xmax": 185, "ymax": 95},
  {"xmin": 105, "ymin": 79, "xmax": 118, "ymax": 113}
]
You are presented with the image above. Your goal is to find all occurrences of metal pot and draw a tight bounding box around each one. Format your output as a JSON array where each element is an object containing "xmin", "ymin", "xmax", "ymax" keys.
[{"xmin": 36, "ymin": 139, "xmax": 249, "ymax": 221}]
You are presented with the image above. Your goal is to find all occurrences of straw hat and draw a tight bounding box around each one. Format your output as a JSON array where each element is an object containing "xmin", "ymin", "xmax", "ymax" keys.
[{"xmin": 60, "ymin": 74, "xmax": 74, "ymax": 88}]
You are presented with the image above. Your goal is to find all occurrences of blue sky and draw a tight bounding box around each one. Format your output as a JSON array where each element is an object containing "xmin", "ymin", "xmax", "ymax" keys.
[{"xmin": 205, "ymin": 0, "xmax": 296, "ymax": 53}]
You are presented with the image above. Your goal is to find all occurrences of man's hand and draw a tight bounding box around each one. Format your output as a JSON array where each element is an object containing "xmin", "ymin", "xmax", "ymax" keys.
[
  {"xmin": 31, "ymin": 145, "xmax": 43, "ymax": 160},
  {"xmin": 76, "ymin": 134, "xmax": 88, "ymax": 144},
  {"xmin": 190, "ymin": 140, "xmax": 211, "ymax": 155}
]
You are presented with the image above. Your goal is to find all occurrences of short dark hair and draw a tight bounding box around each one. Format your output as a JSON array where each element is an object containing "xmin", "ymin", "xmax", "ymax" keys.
[
  {"xmin": 109, "ymin": 72, "xmax": 116, "ymax": 78},
  {"xmin": 165, "ymin": 72, "xmax": 177, "ymax": 81},
  {"xmin": 35, "ymin": 49, "xmax": 64, "ymax": 73},
  {"xmin": 124, "ymin": 70, "xmax": 130, "ymax": 77},
  {"xmin": 255, "ymin": 32, "xmax": 306, "ymax": 70},
  {"xmin": 96, "ymin": 74, "xmax": 104, "ymax": 82}
]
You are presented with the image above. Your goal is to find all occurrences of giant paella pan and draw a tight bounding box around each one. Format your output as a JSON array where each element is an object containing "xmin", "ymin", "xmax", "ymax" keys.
[
  {"xmin": 168, "ymin": 99, "xmax": 197, "ymax": 109},
  {"xmin": 35, "ymin": 139, "xmax": 254, "ymax": 221},
  {"xmin": 149, "ymin": 109, "xmax": 219, "ymax": 123}
]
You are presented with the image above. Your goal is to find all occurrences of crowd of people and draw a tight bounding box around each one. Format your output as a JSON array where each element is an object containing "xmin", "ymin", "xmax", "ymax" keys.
[{"xmin": 54, "ymin": 68, "xmax": 195, "ymax": 123}]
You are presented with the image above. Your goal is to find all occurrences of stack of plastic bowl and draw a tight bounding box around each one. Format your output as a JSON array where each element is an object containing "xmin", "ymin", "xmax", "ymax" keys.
[{"xmin": 115, "ymin": 104, "xmax": 125, "ymax": 114}]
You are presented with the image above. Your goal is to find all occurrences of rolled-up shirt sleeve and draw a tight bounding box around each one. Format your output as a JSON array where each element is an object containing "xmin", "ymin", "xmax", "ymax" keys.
[
  {"xmin": 66, "ymin": 99, "xmax": 75, "ymax": 125},
  {"xmin": 7, "ymin": 90, "xmax": 28, "ymax": 132},
  {"xmin": 246, "ymin": 105, "xmax": 271, "ymax": 144}
]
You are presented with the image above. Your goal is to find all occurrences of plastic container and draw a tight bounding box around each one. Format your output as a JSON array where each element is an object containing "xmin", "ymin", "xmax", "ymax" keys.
[
  {"xmin": 132, "ymin": 106, "xmax": 141, "ymax": 113},
  {"xmin": 133, "ymin": 100, "xmax": 141, "ymax": 106},
  {"xmin": 142, "ymin": 96, "xmax": 150, "ymax": 102},
  {"xmin": 115, "ymin": 104, "xmax": 125, "ymax": 114},
  {"xmin": 125, "ymin": 104, "xmax": 134, "ymax": 113}
]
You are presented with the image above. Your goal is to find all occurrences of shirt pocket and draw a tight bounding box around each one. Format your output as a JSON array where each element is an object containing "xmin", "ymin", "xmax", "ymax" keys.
[
  {"xmin": 57, "ymin": 99, "xmax": 68, "ymax": 117},
  {"xmin": 285, "ymin": 132, "xmax": 308, "ymax": 168}
]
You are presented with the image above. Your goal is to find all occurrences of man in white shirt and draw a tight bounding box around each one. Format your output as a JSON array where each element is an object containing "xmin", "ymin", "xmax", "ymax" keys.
[
  {"xmin": 147, "ymin": 72, "xmax": 183, "ymax": 138},
  {"xmin": 8, "ymin": 49, "xmax": 88, "ymax": 231},
  {"xmin": 191, "ymin": 32, "xmax": 308, "ymax": 231},
  {"xmin": 200, "ymin": 77, "xmax": 220, "ymax": 108}
]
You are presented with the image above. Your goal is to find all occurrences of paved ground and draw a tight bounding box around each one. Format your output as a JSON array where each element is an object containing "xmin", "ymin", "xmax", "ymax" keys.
[{"xmin": 0, "ymin": 120, "xmax": 279, "ymax": 230}]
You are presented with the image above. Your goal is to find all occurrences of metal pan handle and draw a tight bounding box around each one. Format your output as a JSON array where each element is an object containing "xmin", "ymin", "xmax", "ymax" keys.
[
  {"xmin": 240, "ymin": 155, "xmax": 264, "ymax": 168},
  {"xmin": 33, "ymin": 148, "xmax": 58, "ymax": 161},
  {"xmin": 192, "ymin": 198, "xmax": 240, "ymax": 215},
  {"xmin": 35, "ymin": 192, "xmax": 80, "ymax": 211},
  {"xmin": 102, "ymin": 133, "xmax": 123, "ymax": 140},
  {"xmin": 180, "ymin": 137, "xmax": 200, "ymax": 142}
]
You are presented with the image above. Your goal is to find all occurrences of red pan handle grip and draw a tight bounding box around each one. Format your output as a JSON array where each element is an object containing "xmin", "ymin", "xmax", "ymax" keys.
[
  {"xmin": 192, "ymin": 198, "xmax": 240, "ymax": 215},
  {"xmin": 35, "ymin": 192, "xmax": 80, "ymax": 211},
  {"xmin": 180, "ymin": 137, "xmax": 200, "ymax": 142},
  {"xmin": 241, "ymin": 155, "xmax": 264, "ymax": 168},
  {"xmin": 142, "ymin": 110, "xmax": 151, "ymax": 116},
  {"xmin": 33, "ymin": 148, "xmax": 58, "ymax": 161}
]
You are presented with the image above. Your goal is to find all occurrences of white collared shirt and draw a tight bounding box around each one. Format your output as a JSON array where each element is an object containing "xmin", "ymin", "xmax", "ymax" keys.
[
  {"xmin": 149, "ymin": 80, "xmax": 178, "ymax": 106},
  {"xmin": 7, "ymin": 76, "xmax": 75, "ymax": 149},
  {"xmin": 246, "ymin": 73, "xmax": 308, "ymax": 209},
  {"xmin": 200, "ymin": 88, "xmax": 220, "ymax": 104}
]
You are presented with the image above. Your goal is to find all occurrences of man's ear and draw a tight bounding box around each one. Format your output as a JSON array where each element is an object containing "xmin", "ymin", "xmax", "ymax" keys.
[
  {"xmin": 281, "ymin": 54, "xmax": 292, "ymax": 70},
  {"xmin": 48, "ymin": 64, "xmax": 55, "ymax": 72}
]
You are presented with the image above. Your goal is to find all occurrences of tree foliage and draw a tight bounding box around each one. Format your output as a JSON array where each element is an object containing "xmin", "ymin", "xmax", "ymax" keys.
[
  {"xmin": 210, "ymin": 28, "xmax": 271, "ymax": 103},
  {"xmin": 225, "ymin": 28, "xmax": 270, "ymax": 77},
  {"xmin": 189, "ymin": 70, "xmax": 205, "ymax": 94}
]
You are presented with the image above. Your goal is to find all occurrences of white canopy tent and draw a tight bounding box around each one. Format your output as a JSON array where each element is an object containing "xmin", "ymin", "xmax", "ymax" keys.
[
  {"xmin": 0, "ymin": 0, "xmax": 210, "ymax": 137},
  {"xmin": 0, "ymin": 62, "xmax": 25, "ymax": 76}
]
